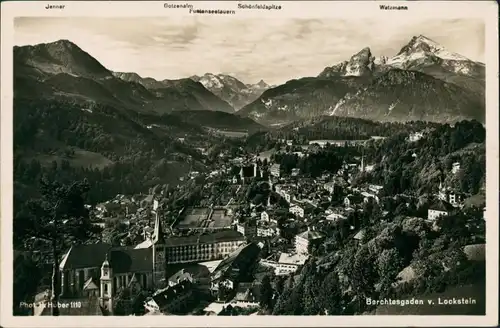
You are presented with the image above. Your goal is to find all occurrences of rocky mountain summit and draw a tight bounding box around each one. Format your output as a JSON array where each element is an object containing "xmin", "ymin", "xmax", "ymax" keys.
[{"xmin": 239, "ymin": 35, "xmax": 485, "ymax": 126}]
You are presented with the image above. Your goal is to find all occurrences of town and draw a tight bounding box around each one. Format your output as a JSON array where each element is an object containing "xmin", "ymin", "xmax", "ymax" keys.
[{"xmin": 18, "ymin": 128, "xmax": 486, "ymax": 316}]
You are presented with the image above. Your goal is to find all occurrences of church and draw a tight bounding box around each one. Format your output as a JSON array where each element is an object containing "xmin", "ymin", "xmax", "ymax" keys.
[{"xmin": 57, "ymin": 211, "xmax": 245, "ymax": 314}]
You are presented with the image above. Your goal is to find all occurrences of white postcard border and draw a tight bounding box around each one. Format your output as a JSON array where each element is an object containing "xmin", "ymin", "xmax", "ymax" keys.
[{"xmin": 1, "ymin": 1, "xmax": 498, "ymax": 327}]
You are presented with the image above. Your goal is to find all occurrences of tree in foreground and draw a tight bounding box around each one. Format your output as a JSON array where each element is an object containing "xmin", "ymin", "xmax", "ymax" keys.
[{"xmin": 17, "ymin": 178, "xmax": 101, "ymax": 316}]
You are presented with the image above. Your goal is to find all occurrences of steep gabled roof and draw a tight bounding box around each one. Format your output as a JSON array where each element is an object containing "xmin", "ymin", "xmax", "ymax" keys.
[
  {"xmin": 109, "ymin": 247, "xmax": 153, "ymax": 274},
  {"xmin": 429, "ymin": 199, "xmax": 454, "ymax": 212},
  {"xmin": 296, "ymin": 229, "xmax": 323, "ymax": 241},
  {"xmin": 60, "ymin": 243, "xmax": 112, "ymax": 270},
  {"xmin": 83, "ymin": 277, "xmax": 99, "ymax": 291}
]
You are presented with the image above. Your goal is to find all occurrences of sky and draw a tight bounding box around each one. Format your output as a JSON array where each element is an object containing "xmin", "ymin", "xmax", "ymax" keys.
[{"xmin": 14, "ymin": 17, "xmax": 485, "ymax": 85}]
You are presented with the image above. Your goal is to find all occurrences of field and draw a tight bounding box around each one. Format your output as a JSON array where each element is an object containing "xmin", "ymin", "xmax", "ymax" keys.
[
  {"xmin": 212, "ymin": 130, "xmax": 248, "ymax": 138},
  {"xmin": 37, "ymin": 149, "xmax": 114, "ymax": 169},
  {"xmin": 177, "ymin": 208, "xmax": 210, "ymax": 229},
  {"xmin": 209, "ymin": 209, "xmax": 232, "ymax": 228},
  {"xmin": 175, "ymin": 207, "xmax": 232, "ymax": 230}
]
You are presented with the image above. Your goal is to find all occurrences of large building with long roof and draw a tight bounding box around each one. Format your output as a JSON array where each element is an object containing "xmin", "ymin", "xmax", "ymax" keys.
[{"xmin": 57, "ymin": 211, "xmax": 245, "ymax": 314}]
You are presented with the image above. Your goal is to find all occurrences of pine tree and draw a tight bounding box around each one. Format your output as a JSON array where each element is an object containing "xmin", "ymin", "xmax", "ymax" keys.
[{"xmin": 17, "ymin": 179, "xmax": 101, "ymax": 315}]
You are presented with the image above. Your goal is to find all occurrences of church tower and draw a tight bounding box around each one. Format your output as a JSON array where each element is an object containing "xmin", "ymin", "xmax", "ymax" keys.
[
  {"xmin": 99, "ymin": 254, "xmax": 113, "ymax": 314},
  {"xmin": 152, "ymin": 209, "xmax": 167, "ymax": 288}
]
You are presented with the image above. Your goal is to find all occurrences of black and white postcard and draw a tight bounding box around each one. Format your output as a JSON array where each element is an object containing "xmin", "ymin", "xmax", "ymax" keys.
[{"xmin": 1, "ymin": 1, "xmax": 498, "ymax": 327}]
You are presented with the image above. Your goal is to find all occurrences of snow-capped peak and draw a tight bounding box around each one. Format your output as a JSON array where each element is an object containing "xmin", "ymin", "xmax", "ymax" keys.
[
  {"xmin": 389, "ymin": 35, "xmax": 470, "ymax": 66},
  {"xmin": 198, "ymin": 73, "xmax": 224, "ymax": 89}
]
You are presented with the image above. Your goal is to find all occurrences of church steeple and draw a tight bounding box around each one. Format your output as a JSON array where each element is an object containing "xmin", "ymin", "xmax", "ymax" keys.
[
  {"xmin": 152, "ymin": 211, "xmax": 165, "ymax": 245},
  {"xmin": 152, "ymin": 202, "xmax": 167, "ymax": 288}
]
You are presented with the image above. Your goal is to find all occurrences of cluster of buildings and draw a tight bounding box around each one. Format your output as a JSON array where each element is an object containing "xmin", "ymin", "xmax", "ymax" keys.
[{"xmin": 34, "ymin": 136, "xmax": 478, "ymax": 317}]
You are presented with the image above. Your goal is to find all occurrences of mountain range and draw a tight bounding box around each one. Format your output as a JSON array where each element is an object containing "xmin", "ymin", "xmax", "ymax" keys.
[
  {"xmin": 239, "ymin": 35, "xmax": 485, "ymax": 125},
  {"xmin": 14, "ymin": 40, "xmax": 235, "ymax": 114},
  {"xmin": 13, "ymin": 39, "xmax": 267, "ymax": 193},
  {"xmin": 190, "ymin": 73, "xmax": 271, "ymax": 110}
]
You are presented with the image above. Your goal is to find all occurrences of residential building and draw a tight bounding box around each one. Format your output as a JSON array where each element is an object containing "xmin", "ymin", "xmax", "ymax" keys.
[
  {"xmin": 408, "ymin": 131, "xmax": 424, "ymax": 142},
  {"xmin": 323, "ymin": 182, "xmax": 336, "ymax": 194},
  {"xmin": 270, "ymin": 164, "xmax": 282, "ymax": 178},
  {"xmin": 144, "ymin": 280, "xmax": 195, "ymax": 314},
  {"xmin": 294, "ymin": 228, "xmax": 324, "ymax": 255},
  {"xmin": 427, "ymin": 199, "xmax": 454, "ymax": 221},
  {"xmin": 344, "ymin": 194, "xmax": 364, "ymax": 208},
  {"xmin": 257, "ymin": 223, "xmax": 277, "ymax": 237},
  {"xmin": 368, "ymin": 185, "xmax": 384, "ymax": 195},
  {"xmin": 275, "ymin": 252, "xmax": 308, "ymax": 275},
  {"xmin": 289, "ymin": 202, "xmax": 314, "ymax": 219},
  {"xmin": 261, "ymin": 211, "xmax": 269, "ymax": 222},
  {"xmin": 438, "ymin": 183, "xmax": 465, "ymax": 207},
  {"xmin": 289, "ymin": 204, "xmax": 305, "ymax": 218},
  {"xmin": 326, "ymin": 212, "xmax": 347, "ymax": 223},
  {"xmin": 353, "ymin": 229, "xmax": 365, "ymax": 246},
  {"xmin": 236, "ymin": 221, "xmax": 257, "ymax": 238},
  {"xmin": 361, "ymin": 191, "xmax": 379, "ymax": 204}
]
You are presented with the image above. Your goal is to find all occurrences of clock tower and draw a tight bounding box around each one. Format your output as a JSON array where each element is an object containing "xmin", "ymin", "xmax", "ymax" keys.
[
  {"xmin": 152, "ymin": 207, "xmax": 166, "ymax": 288},
  {"xmin": 99, "ymin": 254, "xmax": 113, "ymax": 313}
]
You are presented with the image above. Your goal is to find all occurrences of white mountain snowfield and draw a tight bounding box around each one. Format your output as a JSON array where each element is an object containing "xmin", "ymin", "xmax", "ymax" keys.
[
  {"xmin": 324, "ymin": 35, "xmax": 483, "ymax": 116},
  {"xmin": 198, "ymin": 73, "xmax": 225, "ymax": 89},
  {"xmin": 192, "ymin": 73, "xmax": 271, "ymax": 110},
  {"xmin": 386, "ymin": 35, "xmax": 471, "ymax": 68}
]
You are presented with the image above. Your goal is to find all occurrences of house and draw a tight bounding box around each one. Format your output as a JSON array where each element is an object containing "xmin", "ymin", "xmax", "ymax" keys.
[
  {"xmin": 275, "ymin": 252, "xmax": 308, "ymax": 276},
  {"xmin": 168, "ymin": 269, "xmax": 194, "ymax": 287},
  {"xmin": 326, "ymin": 212, "xmax": 347, "ymax": 223},
  {"xmin": 276, "ymin": 187, "xmax": 292, "ymax": 203},
  {"xmin": 452, "ymin": 162, "xmax": 461, "ymax": 174},
  {"xmin": 233, "ymin": 283, "xmax": 260, "ymax": 304},
  {"xmin": 257, "ymin": 223, "xmax": 277, "ymax": 238},
  {"xmin": 295, "ymin": 227, "xmax": 324, "ymax": 255},
  {"xmin": 144, "ymin": 280, "xmax": 195, "ymax": 314},
  {"xmin": 291, "ymin": 168, "xmax": 301, "ymax": 176},
  {"xmin": 408, "ymin": 131, "xmax": 424, "ymax": 142},
  {"xmin": 323, "ymin": 182, "xmax": 336, "ymax": 194},
  {"xmin": 368, "ymin": 185, "xmax": 384, "ymax": 195},
  {"xmin": 270, "ymin": 164, "xmax": 282, "ymax": 178},
  {"xmin": 438, "ymin": 184, "xmax": 465, "ymax": 207},
  {"xmin": 261, "ymin": 211, "xmax": 269, "ymax": 222},
  {"xmin": 236, "ymin": 221, "xmax": 257, "ymax": 238},
  {"xmin": 289, "ymin": 204, "xmax": 305, "ymax": 218},
  {"xmin": 344, "ymin": 194, "xmax": 364, "ymax": 208},
  {"xmin": 353, "ymin": 229, "xmax": 365, "ymax": 246},
  {"xmin": 427, "ymin": 199, "xmax": 454, "ymax": 221},
  {"xmin": 361, "ymin": 191, "xmax": 379, "ymax": 204}
]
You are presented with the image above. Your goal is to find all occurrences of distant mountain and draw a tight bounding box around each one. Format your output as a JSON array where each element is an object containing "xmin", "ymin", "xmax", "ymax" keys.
[
  {"xmin": 238, "ymin": 76, "xmax": 370, "ymax": 126},
  {"xmin": 13, "ymin": 39, "xmax": 265, "ymax": 204},
  {"xmin": 190, "ymin": 73, "xmax": 270, "ymax": 110},
  {"xmin": 14, "ymin": 40, "xmax": 234, "ymax": 114},
  {"xmin": 240, "ymin": 35, "xmax": 485, "ymax": 126},
  {"xmin": 320, "ymin": 35, "xmax": 485, "ymax": 96}
]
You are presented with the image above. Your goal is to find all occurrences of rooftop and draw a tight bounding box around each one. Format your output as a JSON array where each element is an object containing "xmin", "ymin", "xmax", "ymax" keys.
[
  {"xmin": 296, "ymin": 229, "xmax": 324, "ymax": 241},
  {"xmin": 429, "ymin": 199, "xmax": 455, "ymax": 212},
  {"xmin": 60, "ymin": 242, "xmax": 112, "ymax": 270},
  {"xmin": 164, "ymin": 230, "xmax": 245, "ymax": 247},
  {"xmin": 278, "ymin": 252, "xmax": 308, "ymax": 265}
]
